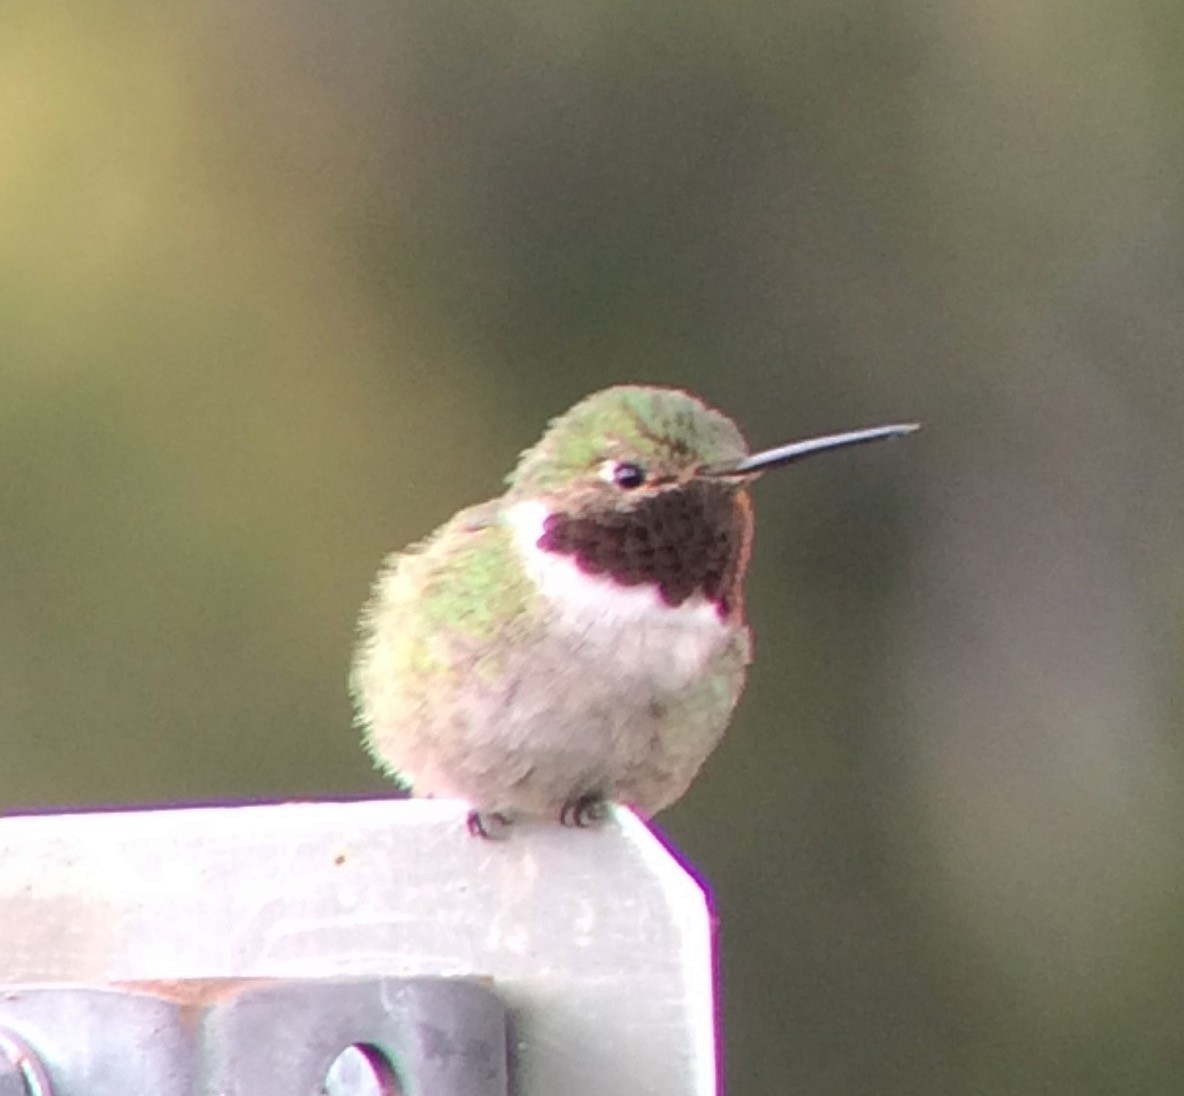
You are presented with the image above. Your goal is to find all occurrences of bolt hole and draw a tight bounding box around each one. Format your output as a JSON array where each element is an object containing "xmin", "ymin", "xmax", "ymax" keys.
[{"xmin": 321, "ymin": 1043, "xmax": 402, "ymax": 1096}]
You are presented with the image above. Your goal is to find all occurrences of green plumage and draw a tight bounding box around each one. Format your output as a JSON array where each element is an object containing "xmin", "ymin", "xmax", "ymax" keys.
[{"xmin": 508, "ymin": 386, "xmax": 748, "ymax": 496}]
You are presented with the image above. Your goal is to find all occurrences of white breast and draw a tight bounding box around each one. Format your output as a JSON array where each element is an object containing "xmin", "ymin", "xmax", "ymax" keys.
[{"xmin": 507, "ymin": 499, "xmax": 731, "ymax": 691}]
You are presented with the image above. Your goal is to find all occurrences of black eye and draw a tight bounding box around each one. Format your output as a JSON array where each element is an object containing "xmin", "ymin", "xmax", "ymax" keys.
[{"xmin": 612, "ymin": 461, "xmax": 647, "ymax": 489}]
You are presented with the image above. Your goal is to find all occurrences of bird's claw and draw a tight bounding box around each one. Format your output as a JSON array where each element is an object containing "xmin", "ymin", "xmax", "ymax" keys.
[
  {"xmin": 466, "ymin": 809, "xmax": 512, "ymax": 839},
  {"xmin": 560, "ymin": 794, "xmax": 608, "ymax": 828}
]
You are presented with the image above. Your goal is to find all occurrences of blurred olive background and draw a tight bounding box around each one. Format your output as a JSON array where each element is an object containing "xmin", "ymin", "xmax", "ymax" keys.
[{"xmin": 4, "ymin": 1, "xmax": 1184, "ymax": 1091}]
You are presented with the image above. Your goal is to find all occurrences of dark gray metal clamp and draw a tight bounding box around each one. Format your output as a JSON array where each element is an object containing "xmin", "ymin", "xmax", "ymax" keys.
[{"xmin": 0, "ymin": 976, "xmax": 507, "ymax": 1096}]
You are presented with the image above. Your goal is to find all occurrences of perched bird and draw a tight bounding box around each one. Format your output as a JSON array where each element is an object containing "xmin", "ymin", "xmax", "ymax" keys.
[{"xmin": 351, "ymin": 385, "xmax": 915, "ymax": 836}]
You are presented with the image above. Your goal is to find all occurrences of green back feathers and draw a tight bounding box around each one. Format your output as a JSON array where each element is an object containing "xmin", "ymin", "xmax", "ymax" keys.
[
  {"xmin": 351, "ymin": 500, "xmax": 545, "ymax": 708},
  {"xmin": 507, "ymin": 386, "xmax": 749, "ymax": 496}
]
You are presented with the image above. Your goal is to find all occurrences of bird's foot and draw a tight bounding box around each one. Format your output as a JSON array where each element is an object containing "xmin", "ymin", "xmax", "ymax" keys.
[
  {"xmin": 559, "ymin": 793, "xmax": 609, "ymax": 829},
  {"xmin": 466, "ymin": 809, "xmax": 513, "ymax": 839}
]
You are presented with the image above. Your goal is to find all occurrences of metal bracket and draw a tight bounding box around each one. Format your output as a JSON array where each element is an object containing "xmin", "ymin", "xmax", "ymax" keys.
[
  {"xmin": 0, "ymin": 801, "xmax": 716, "ymax": 1095},
  {"xmin": 0, "ymin": 977, "xmax": 507, "ymax": 1096}
]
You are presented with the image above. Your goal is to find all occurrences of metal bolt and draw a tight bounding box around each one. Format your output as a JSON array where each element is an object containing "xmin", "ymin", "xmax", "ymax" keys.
[
  {"xmin": 322, "ymin": 1043, "xmax": 402, "ymax": 1096},
  {"xmin": 0, "ymin": 1029, "xmax": 51, "ymax": 1096}
]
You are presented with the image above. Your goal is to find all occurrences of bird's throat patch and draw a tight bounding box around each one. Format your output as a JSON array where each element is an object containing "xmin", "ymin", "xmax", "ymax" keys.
[{"xmin": 537, "ymin": 483, "xmax": 753, "ymax": 618}]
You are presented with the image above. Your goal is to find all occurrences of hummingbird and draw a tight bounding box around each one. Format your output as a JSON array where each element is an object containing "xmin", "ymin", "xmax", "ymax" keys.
[{"xmin": 351, "ymin": 386, "xmax": 916, "ymax": 837}]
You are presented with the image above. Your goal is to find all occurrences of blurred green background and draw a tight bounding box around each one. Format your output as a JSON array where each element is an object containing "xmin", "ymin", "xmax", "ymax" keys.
[{"xmin": 4, "ymin": 0, "xmax": 1184, "ymax": 1091}]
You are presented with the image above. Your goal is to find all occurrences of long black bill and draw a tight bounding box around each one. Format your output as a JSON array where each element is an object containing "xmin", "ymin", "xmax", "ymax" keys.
[{"xmin": 700, "ymin": 422, "xmax": 919, "ymax": 478}]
